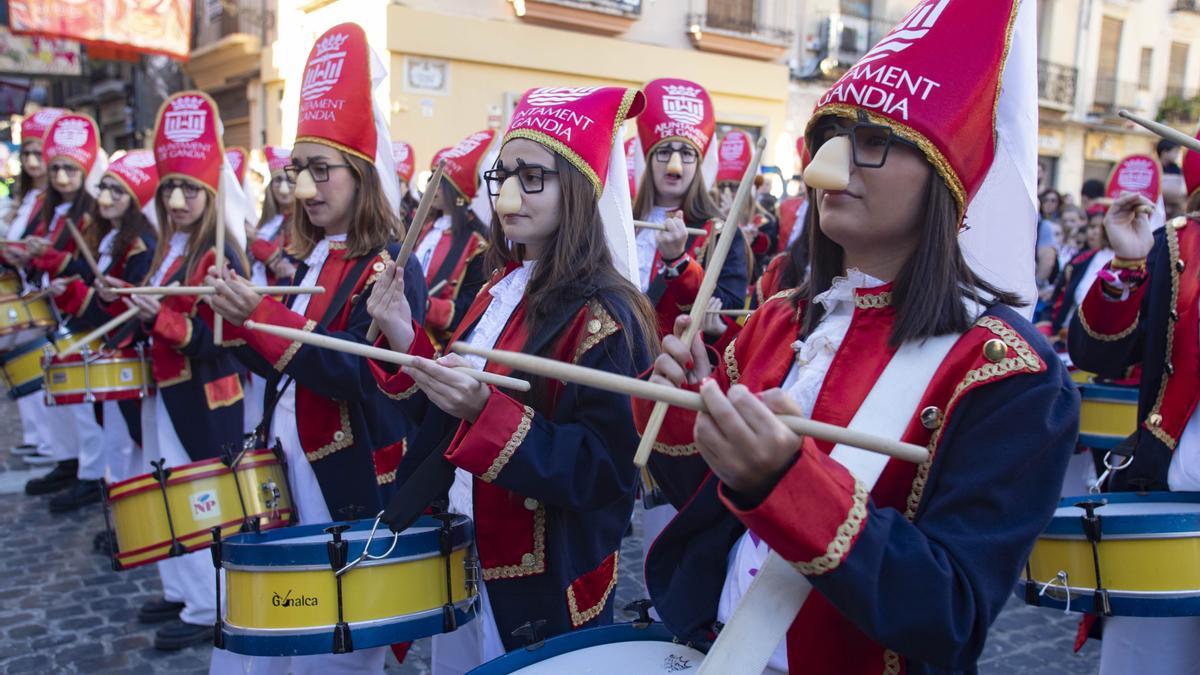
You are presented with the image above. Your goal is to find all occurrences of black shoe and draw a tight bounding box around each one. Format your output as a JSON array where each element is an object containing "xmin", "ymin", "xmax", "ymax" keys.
[
  {"xmin": 24, "ymin": 460, "xmax": 79, "ymax": 496},
  {"xmin": 154, "ymin": 619, "xmax": 211, "ymax": 651},
  {"xmin": 10, "ymin": 443, "xmax": 38, "ymax": 456},
  {"xmin": 49, "ymin": 479, "xmax": 101, "ymax": 513},
  {"xmin": 92, "ymin": 529, "xmax": 117, "ymax": 555},
  {"xmin": 138, "ymin": 597, "xmax": 185, "ymax": 624}
]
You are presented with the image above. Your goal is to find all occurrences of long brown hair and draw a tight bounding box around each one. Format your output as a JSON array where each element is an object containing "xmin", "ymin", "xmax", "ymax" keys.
[
  {"xmin": 256, "ymin": 171, "xmax": 291, "ymax": 231},
  {"xmin": 633, "ymin": 160, "xmax": 721, "ymax": 224},
  {"xmin": 799, "ymin": 171, "xmax": 1023, "ymax": 348},
  {"xmin": 484, "ymin": 151, "xmax": 657, "ymax": 360},
  {"xmin": 15, "ymin": 139, "xmax": 42, "ymax": 203},
  {"xmin": 89, "ymin": 183, "xmax": 152, "ymax": 270},
  {"xmin": 435, "ymin": 177, "xmax": 483, "ymax": 238},
  {"xmin": 148, "ymin": 183, "xmax": 250, "ymax": 282},
  {"xmin": 287, "ymin": 152, "xmax": 399, "ymax": 260}
]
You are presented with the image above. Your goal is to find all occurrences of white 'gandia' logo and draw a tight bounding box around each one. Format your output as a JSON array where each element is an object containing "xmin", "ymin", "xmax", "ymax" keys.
[
  {"xmin": 52, "ymin": 118, "xmax": 90, "ymax": 148},
  {"xmin": 441, "ymin": 132, "xmax": 491, "ymax": 160},
  {"xmin": 122, "ymin": 151, "xmax": 156, "ymax": 169},
  {"xmin": 163, "ymin": 96, "xmax": 208, "ymax": 144},
  {"xmin": 302, "ymin": 32, "xmax": 350, "ymax": 102},
  {"xmin": 525, "ymin": 87, "xmax": 600, "ymax": 106},
  {"xmin": 858, "ymin": 0, "xmax": 950, "ymax": 66},
  {"xmin": 31, "ymin": 108, "xmax": 65, "ymax": 129},
  {"xmin": 661, "ymin": 84, "xmax": 705, "ymax": 126},
  {"xmin": 392, "ymin": 143, "xmax": 409, "ymax": 163}
]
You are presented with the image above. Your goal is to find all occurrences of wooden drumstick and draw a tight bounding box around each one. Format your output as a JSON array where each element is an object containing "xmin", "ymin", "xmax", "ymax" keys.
[
  {"xmin": 634, "ymin": 136, "xmax": 767, "ymax": 468},
  {"xmin": 214, "ymin": 182, "xmax": 226, "ymax": 343},
  {"xmin": 366, "ymin": 159, "xmax": 447, "ymax": 342},
  {"xmin": 1119, "ymin": 110, "xmax": 1200, "ymax": 153},
  {"xmin": 113, "ymin": 286, "xmax": 327, "ymax": 296},
  {"xmin": 451, "ymin": 341, "xmax": 929, "ymax": 464},
  {"xmin": 706, "ymin": 308, "xmax": 753, "ymax": 317},
  {"xmin": 427, "ymin": 279, "xmax": 448, "ymax": 296},
  {"xmin": 244, "ymin": 319, "xmax": 531, "ymax": 392},
  {"xmin": 57, "ymin": 306, "xmax": 141, "ymax": 358},
  {"xmin": 63, "ymin": 219, "xmax": 105, "ymax": 284},
  {"xmin": 634, "ymin": 220, "xmax": 708, "ymax": 237}
]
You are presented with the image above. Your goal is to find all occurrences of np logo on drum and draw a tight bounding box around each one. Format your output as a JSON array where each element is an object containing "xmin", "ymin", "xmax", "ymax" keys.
[
  {"xmin": 272, "ymin": 590, "xmax": 319, "ymax": 608},
  {"xmin": 190, "ymin": 491, "xmax": 221, "ymax": 519}
]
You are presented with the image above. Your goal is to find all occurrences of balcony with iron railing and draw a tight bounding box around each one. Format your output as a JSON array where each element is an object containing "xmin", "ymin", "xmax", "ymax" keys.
[
  {"xmin": 1159, "ymin": 86, "xmax": 1200, "ymax": 124},
  {"xmin": 515, "ymin": 0, "xmax": 642, "ymax": 36},
  {"xmin": 1091, "ymin": 76, "xmax": 1141, "ymax": 117},
  {"xmin": 798, "ymin": 11, "xmax": 902, "ymax": 80},
  {"xmin": 687, "ymin": 0, "xmax": 794, "ymax": 61},
  {"xmin": 186, "ymin": 0, "xmax": 276, "ymax": 92},
  {"xmin": 1037, "ymin": 59, "xmax": 1077, "ymax": 109}
]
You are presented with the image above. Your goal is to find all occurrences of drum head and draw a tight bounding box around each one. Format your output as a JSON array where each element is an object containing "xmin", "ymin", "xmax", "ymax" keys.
[{"xmin": 470, "ymin": 623, "xmax": 705, "ymax": 674}]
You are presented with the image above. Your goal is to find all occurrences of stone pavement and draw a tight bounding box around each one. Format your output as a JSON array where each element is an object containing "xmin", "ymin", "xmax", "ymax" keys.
[{"xmin": 0, "ymin": 395, "xmax": 1099, "ymax": 673}]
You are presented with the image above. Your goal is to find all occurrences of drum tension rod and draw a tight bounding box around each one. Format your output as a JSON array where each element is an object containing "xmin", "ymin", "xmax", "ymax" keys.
[
  {"xmin": 512, "ymin": 619, "xmax": 548, "ymax": 650},
  {"xmin": 625, "ymin": 599, "xmax": 656, "ymax": 628},
  {"xmin": 1075, "ymin": 500, "xmax": 1112, "ymax": 616},
  {"xmin": 150, "ymin": 459, "xmax": 187, "ymax": 557},
  {"xmin": 1022, "ymin": 563, "xmax": 1040, "ymax": 607},
  {"xmin": 222, "ymin": 439, "xmax": 259, "ymax": 534},
  {"xmin": 433, "ymin": 513, "xmax": 458, "ymax": 633},
  {"xmin": 98, "ymin": 481, "xmax": 122, "ymax": 572},
  {"xmin": 324, "ymin": 525, "xmax": 354, "ymax": 654},
  {"xmin": 210, "ymin": 527, "xmax": 225, "ymax": 649}
]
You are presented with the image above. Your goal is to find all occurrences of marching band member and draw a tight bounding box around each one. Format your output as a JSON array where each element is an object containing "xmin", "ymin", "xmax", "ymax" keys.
[
  {"xmin": 633, "ymin": 78, "xmax": 748, "ymax": 338},
  {"xmin": 122, "ymin": 91, "xmax": 249, "ymax": 650},
  {"xmin": 638, "ymin": 2, "xmax": 1078, "ymax": 673},
  {"xmin": 415, "ymin": 132, "xmax": 492, "ymax": 345},
  {"xmin": 1067, "ymin": 128, "xmax": 1200, "ymax": 674},
  {"xmin": 4, "ymin": 108, "xmax": 64, "ymax": 467},
  {"xmin": 367, "ymin": 85, "xmax": 653, "ymax": 673},
  {"xmin": 716, "ymin": 131, "xmax": 777, "ymax": 278},
  {"xmin": 204, "ymin": 23, "xmax": 427, "ymax": 673},
  {"xmin": 248, "ymin": 145, "xmax": 298, "ymax": 289},
  {"xmin": 16, "ymin": 113, "xmax": 107, "ymax": 510},
  {"xmin": 393, "ymin": 140, "xmax": 419, "ymax": 224}
]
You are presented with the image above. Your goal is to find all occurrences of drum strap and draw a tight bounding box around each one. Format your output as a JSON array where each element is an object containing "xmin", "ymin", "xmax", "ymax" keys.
[{"xmin": 255, "ymin": 253, "xmax": 375, "ymax": 444}]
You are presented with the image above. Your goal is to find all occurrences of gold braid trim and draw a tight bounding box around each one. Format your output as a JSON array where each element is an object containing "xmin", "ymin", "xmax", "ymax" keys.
[
  {"xmin": 791, "ymin": 479, "xmax": 868, "ymax": 576},
  {"xmin": 1146, "ymin": 225, "xmax": 1182, "ymax": 449},
  {"xmin": 376, "ymin": 469, "xmax": 397, "ymax": 486},
  {"xmin": 365, "ymin": 248, "xmax": 394, "ymax": 288},
  {"xmin": 274, "ymin": 319, "xmax": 316, "ymax": 372},
  {"xmin": 504, "ymin": 129, "xmax": 601, "ymax": 198},
  {"xmin": 854, "ymin": 292, "xmax": 893, "ymax": 309},
  {"xmin": 482, "ymin": 505, "xmax": 546, "ymax": 580},
  {"xmin": 1077, "ymin": 301, "xmax": 1140, "ymax": 342},
  {"xmin": 567, "ymin": 554, "xmax": 620, "ymax": 628},
  {"xmin": 883, "ymin": 649, "xmax": 902, "ymax": 675},
  {"xmin": 652, "ymin": 440, "xmax": 700, "ymax": 457},
  {"xmin": 378, "ymin": 380, "xmax": 419, "ymax": 401},
  {"xmin": 573, "ymin": 301, "xmax": 620, "ymax": 364},
  {"xmin": 724, "ymin": 338, "xmax": 740, "ymax": 386},
  {"xmin": 480, "ymin": 405, "xmax": 534, "ymax": 483},
  {"xmin": 903, "ymin": 317, "xmax": 1043, "ymax": 520},
  {"xmin": 305, "ymin": 402, "xmax": 354, "ymax": 462}
]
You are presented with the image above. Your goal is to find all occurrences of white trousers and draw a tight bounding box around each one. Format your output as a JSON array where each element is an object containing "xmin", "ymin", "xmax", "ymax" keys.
[
  {"xmin": 101, "ymin": 400, "xmax": 141, "ymax": 483},
  {"xmin": 41, "ymin": 401, "xmax": 105, "ymax": 477},
  {"xmin": 16, "ymin": 392, "xmax": 47, "ymax": 447},
  {"xmin": 1100, "ymin": 616, "xmax": 1200, "ymax": 675}
]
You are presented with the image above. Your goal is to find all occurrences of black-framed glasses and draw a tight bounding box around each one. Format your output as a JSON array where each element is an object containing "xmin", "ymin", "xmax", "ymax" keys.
[
  {"xmin": 97, "ymin": 181, "xmax": 130, "ymax": 199},
  {"xmin": 484, "ymin": 160, "xmax": 559, "ymax": 197},
  {"xmin": 284, "ymin": 161, "xmax": 350, "ymax": 183},
  {"xmin": 651, "ymin": 144, "xmax": 698, "ymax": 164},
  {"xmin": 160, "ymin": 180, "xmax": 202, "ymax": 199},
  {"xmin": 48, "ymin": 163, "xmax": 81, "ymax": 175},
  {"xmin": 19, "ymin": 150, "xmax": 40, "ymax": 160},
  {"xmin": 271, "ymin": 174, "xmax": 296, "ymax": 187},
  {"xmin": 809, "ymin": 111, "xmax": 917, "ymax": 169}
]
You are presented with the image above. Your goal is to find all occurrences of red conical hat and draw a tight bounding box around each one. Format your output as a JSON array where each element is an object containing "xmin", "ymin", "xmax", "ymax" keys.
[
  {"xmin": 264, "ymin": 145, "xmax": 292, "ymax": 174},
  {"xmin": 433, "ymin": 130, "xmax": 495, "ymax": 201},
  {"xmin": 225, "ymin": 147, "xmax": 247, "ymax": 184},
  {"xmin": 20, "ymin": 108, "xmax": 67, "ymax": 143},
  {"xmin": 43, "ymin": 114, "xmax": 100, "ymax": 173},
  {"xmin": 153, "ymin": 91, "xmax": 225, "ymax": 193},
  {"xmin": 105, "ymin": 150, "xmax": 159, "ymax": 208},
  {"xmin": 624, "ymin": 135, "xmax": 640, "ymax": 199},
  {"xmin": 807, "ymin": 0, "xmax": 1019, "ymax": 219},
  {"xmin": 296, "ymin": 23, "xmax": 375, "ymax": 162},
  {"xmin": 392, "ymin": 141, "xmax": 414, "ymax": 182},
  {"xmin": 1106, "ymin": 154, "xmax": 1162, "ymax": 203},
  {"xmin": 637, "ymin": 78, "xmax": 714, "ymax": 157},
  {"xmin": 716, "ymin": 130, "xmax": 753, "ymax": 185},
  {"xmin": 1183, "ymin": 127, "xmax": 1200, "ymax": 199},
  {"xmin": 505, "ymin": 86, "xmax": 646, "ymax": 197}
]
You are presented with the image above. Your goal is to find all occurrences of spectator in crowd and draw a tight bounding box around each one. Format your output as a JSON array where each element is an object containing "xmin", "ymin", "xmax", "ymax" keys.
[
  {"xmin": 1159, "ymin": 139, "xmax": 1187, "ymax": 217},
  {"xmin": 1080, "ymin": 178, "xmax": 1106, "ymax": 213},
  {"xmin": 1036, "ymin": 188, "xmax": 1062, "ymax": 290},
  {"xmin": 1158, "ymin": 139, "xmax": 1182, "ymax": 175},
  {"xmin": 1057, "ymin": 205, "xmax": 1087, "ymax": 268}
]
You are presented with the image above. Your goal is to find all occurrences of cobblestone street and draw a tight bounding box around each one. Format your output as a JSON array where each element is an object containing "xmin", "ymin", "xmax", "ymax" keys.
[{"xmin": 0, "ymin": 396, "xmax": 1098, "ymax": 673}]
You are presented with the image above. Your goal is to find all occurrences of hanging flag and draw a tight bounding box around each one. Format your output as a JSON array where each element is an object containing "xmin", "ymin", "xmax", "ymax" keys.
[{"xmin": 9, "ymin": 0, "xmax": 192, "ymax": 61}]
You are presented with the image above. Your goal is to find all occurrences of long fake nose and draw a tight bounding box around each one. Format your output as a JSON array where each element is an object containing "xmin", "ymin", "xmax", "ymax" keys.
[
  {"xmin": 494, "ymin": 176, "xmax": 522, "ymax": 217},
  {"xmin": 666, "ymin": 151, "xmax": 684, "ymax": 176},
  {"xmin": 294, "ymin": 169, "xmax": 318, "ymax": 200},
  {"xmin": 802, "ymin": 136, "xmax": 851, "ymax": 191},
  {"xmin": 277, "ymin": 177, "xmax": 293, "ymax": 197},
  {"xmin": 53, "ymin": 168, "xmax": 72, "ymax": 188},
  {"xmin": 97, "ymin": 188, "xmax": 114, "ymax": 208},
  {"xmin": 167, "ymin": 187, "xmax": 187, "ymax": 210}
]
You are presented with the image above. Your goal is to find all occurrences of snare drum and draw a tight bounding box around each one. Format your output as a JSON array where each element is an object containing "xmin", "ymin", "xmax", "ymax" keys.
[
  {"xmin": 470, "ymin": 622, "xmax": 706, "ymax": 674},
  {"xmin": 0, "ymin": 271, "xmax": 23, "ymax": 296},
  {"xmin": 44, "ymin": 342, "xmax": 152, "ymax": 405},
  {"xmin": 0, "ymin": 293, "xmax": 56, "ymax": 351},
  {"xmin": 1019, "ymin": 492, "xmax": 1200, "ymax": 617},
  {"xmin": 0, "ymin": 334, "xmax": 52, "ymax": 399},
  {"xmin": 218, "ymin": 515, "xmax": 477, "ymax": 657},
  {"xmin": 1078, "ymin": 382, "xmax": 1139, "ymax": 449},
  {"xmin": 105, "ymin": 448, "xmax": 293, "ymax": 570}
]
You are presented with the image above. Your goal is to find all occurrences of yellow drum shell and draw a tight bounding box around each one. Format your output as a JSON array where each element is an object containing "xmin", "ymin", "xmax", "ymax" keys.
[
  {"xmin": 1078, "ymin": 383, "xmax": 1139, "ymax": 449},
  {"xmin": 225, "ymin": 547, "xmax": 471, "ymax": 630},
  {"xmin": 106, "ymin": 450, "xmax": 293, "ymax": 569},
  {"xmin": 0, "ymin": 272, "xmax": 22, "ymax": 296},
  {"xmin": 1027, "ymin": 537, "xmax": 1200, "ymax": 595},
  {"xmin": 0, "ymin": 294, "xmax": 56, "ymax": 349},
  {"xmin": 0, "ymin": 336, "xmax": 52, "ymax": 398},
  {"xmin": 44, "ymin": 347, "xmax": 153, "ymax": 405}
]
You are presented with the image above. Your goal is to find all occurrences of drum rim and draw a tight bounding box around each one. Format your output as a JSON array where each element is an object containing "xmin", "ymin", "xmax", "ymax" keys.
[
  {"xmin": 221, "ymin": 596, "xmax": 478, "ymax": 636},
  {"xmin": 1045, "ymin": 492, "xmax": 1200, "ymax": 537},
  {"xmin": 467, "ymin": 622, "xmax": 699, "ymax": 673},
  {"xmin": 0, "ymin": 334, "xmax": 51, "ymax": 362},
  {"xmin": 45, "ymin": 354, "xmax": 148, "ymax": 367},
  {"xmin": 221, "ymin": 515, "xmax": 474, "ymax": 567},
  {"xmin": 105, "ymin": 448, "xmax": 282, "ymax": 497},
  {"xmin": 1077, "ymin": 382, "xmax": 1140, "ymax": 402}
]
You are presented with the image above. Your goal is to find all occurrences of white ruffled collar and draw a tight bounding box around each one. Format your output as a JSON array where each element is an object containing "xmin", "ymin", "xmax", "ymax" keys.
[{"xmin": 811, "ymin": 267, "xmax": 886, "ymax": 314}]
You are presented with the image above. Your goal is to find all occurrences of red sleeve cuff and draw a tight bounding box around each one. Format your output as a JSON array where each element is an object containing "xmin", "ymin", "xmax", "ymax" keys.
[
  {"xmin": 426, "ymin": 297, "xmax": 454, "ymax": 333},
  {"xmin": 249, "ymin": 239, "xmax": 280, "ymax": 263},
  {"xmin": 631, "ymin": 372, "xmax": 702, "ymax": 457},
  {"xmin": 721, "ymin": 438, "xmax": 869, "ymax": 576},
  {"xmin": 54, "ymin": 279, "xmax": 92, "ymax": 317},
  {"xmin": 370, "ymin": 321, "xmax": 436, "ymax": 399},
  {"xmin": 152, "ymin": 306, "xmax": 193, "ymax": 350},
  {"xmin": 1076, "ymin": 267, "xmax": 1146, "ymax": 341},
  {"xmin": 244, "ymin": 297, "xmax": 312, "ymax": 370},
  {"xmin": 444, "ymin": 389, "xmax": 535, "ymax": 483}
]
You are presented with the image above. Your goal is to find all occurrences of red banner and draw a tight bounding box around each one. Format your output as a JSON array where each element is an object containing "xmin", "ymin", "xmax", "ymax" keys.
[{"xmin": 9, "ymin": 0, "xmax": 192, "ymax": 61}]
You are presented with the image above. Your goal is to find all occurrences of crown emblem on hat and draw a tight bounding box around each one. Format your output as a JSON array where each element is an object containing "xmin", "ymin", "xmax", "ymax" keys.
[
  {"xmin": 164, "ymin": 97, "xmax": 209, "ymax": 144},
  {"xmin": 315, "ymin": 32, "xmax": 350, "ymax": 56},
  {"xmin": 171, "ymin": 95, "xmax": 205, "ymax": 112},
  {"xmin": 526, "ymin": 87, "xmax": 600, "ymax": 107},
  {"xmin": 442, "ymin": 131, "xmax": 491, "ymax": 159},
  {"xmin": 662, "ymin": 84, "xmax": 702, "ymax": 99},
  {"xmin": 720, "ymin": 134, "xmax": 746, "ymax": 160},
  {"xmin": 123, "ymin": 151, "xmax": 156, "ymax": 169},
  {"xmin": 33, "ymin": 109, "xmax": 63, "ymax": 125},
  {"xmin": 52, "ymin": 118, "xmax": 89, "ymax": 148}
]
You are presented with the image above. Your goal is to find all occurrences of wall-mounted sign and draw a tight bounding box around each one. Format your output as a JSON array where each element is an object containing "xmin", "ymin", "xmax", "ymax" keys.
[{"xmin": 405, "ymin": 57, "xmax": 450, "ymax": 95}]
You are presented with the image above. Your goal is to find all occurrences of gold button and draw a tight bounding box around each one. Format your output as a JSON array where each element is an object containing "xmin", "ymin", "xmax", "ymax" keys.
[
  {"xmin": 333, "ymin": 430, "xmax": 346, "ymax": 442},
  {"xmin": 521, "ymin": 553, "xmax": 535, "ymax": 567},
  {"xmin": 1170, "ymin": 216, "xmax": 1188, "ymax": 230},
  {"xmin": 373, "ymin": 261, "xmax": 385, "ymax": 273},
  {"xmin": 982, "ymin": 339, "xmax": 1007, "ymax": 363},
  {"xmin": 1165, "ymin": 363, "xmax": 1175, "ymax": 376},
  {"xmin": 350, "ymin": 293, "xmax": 360, "ymax": 304},
  {"xmin": 523, "ymin": 498, "xmax": 538, "ymax": 511},
  {"xmin": 1177, "ymin": 260, "xmax": 1186, "ymax": 273},
  {"xmin": 919, "ymin": 406, "xmax": 942, "ymax": 430},
  {"xmin": 1148, "ymin": 414, "xmax": 1163, "ymax": 427},
  {"xmin": 587, "ymin": 319, "xmax": 601, "ymax": 334}
]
